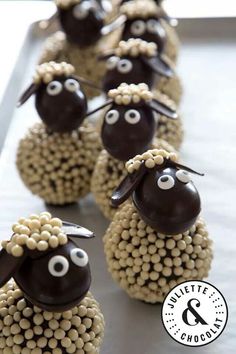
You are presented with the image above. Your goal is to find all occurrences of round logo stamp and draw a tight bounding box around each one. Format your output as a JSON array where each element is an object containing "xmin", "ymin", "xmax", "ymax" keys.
[{"xmin": 161, "ymin": 280, "xmax": 228, "ymax": 347}]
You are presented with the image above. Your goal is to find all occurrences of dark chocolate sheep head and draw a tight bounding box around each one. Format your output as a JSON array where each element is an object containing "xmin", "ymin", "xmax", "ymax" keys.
[
  {"xmin": 119, "ymin": 0, "xmax": 167, "ymax": 52},
  {"xmin": 57, "ymin": 0, "xmax": 105, "ymax": 46},
  {"xmin": 86, "ymin": 83, "xmax": 177, "ymax": 161},
  {"xmin": 55, "ymin": 0, "xmax": 125, "ymax": 46},
  {"xmin": 112, "ymin": 150, "xmax": 204, "ymax": 234},
  {"xmin": 17, "ymin": 62, "xmax": 99, "ymax": 133},
  {"xmin": 99, "ymin": 38, "xmax": 174, "ymax": 93},
  {"xmin": 0, "ymin": 212, "xmax": 94, "ymax": 312}
]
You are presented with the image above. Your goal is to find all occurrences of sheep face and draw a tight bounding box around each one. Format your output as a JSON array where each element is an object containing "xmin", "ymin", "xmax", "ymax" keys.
[
  {"xmin": 103, "ymin": 56, "xmax": 154, "ymax": 93},
  {"xmin": 58, "ymin": 0, "xmax": 105, "ymax": 46},
  {"xmin": 101, "ymin": 103, "xmax": 156, "ymax": 161},
  {"xmin": 14, "ymin": 240, "xmax": 91, "ymax": 312},
  {"xmin": 133, "ymin": 166, "xmax": 201, "ymax": 234},
  {"xmin": 122, "ymin": 18, "xmax": 166, "ymax": 53},
  {"xmin": 35, "ymin": 76, "xmax": 88, "ymax": 132}
]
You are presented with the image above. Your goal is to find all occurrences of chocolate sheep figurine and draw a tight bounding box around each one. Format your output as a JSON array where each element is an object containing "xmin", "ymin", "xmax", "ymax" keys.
[
  {"xmin": 39, "ymin": 0, "xmax": 124, "ymax": 99},
  {"xmin": 88, "ymin": 83, "xmax": 178, "ymax": 219},
  {"xmin": 0, "ymin": 212, "xmax": 104, "ymax": 353},
  {"xmin": 16, "ymin": 62, "xmax": 101, "ymax": 205},
  {"xmin": 104, "ymin": 149, "xmax": 213, "ymax": 303},
  {"xmin": 114, "ymin": 0, "xmax": 180, "ymax": 63},
  {"xmin": 100, "ymin": 38, "xmax": 182, "ymax": 106}
]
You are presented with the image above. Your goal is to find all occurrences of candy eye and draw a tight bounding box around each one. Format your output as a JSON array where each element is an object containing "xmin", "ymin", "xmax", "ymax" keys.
[
  {"xmin": 106, "ymin": 56, "xmax": 119, "ymax": 70},
  {"xmin": 117, "ymin": 59, "xmax": 133, "ymax": 74},
  {"xmin": 73, "ymin": 3, "xmax": 89, "ymax": 20},
  {"xmin": 46, "ymin": 81, "xmax": 63, "ymax": 96},
  {"xmin": 71, "ymin": 248, "xmax": 89, "ymax": 267},
  {"xmin": 176, "ymin": 170, "xmax": 191, "ymax": 184},
  {"xmin": 105, "ymin": 110, "xmax": 119, "ymax": 124},
  {"xmin": 130, "ymin": 20, "xmax": 146, "ymax": 36},
  {"xmin": 124, "ymin": 109, "xmax": 141, "ymax": 124},
  {"xmin": 147, "ymin": 19, "xmax": 158, "ymax": 33},
  {"xmin": 64, "ymin": 79, "xmax": 80, "ymax": 92},
  {"xmin": 48, "ymin": 256, "xmax": 69, "ymax": 277},
  {"xmin": 157, "ymin": 175, "xmax": 175, "ymax": 190}
]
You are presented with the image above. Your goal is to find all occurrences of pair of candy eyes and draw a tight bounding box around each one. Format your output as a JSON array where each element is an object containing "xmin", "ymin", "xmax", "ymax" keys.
[
  {"xmin": 106, "ymin": 57, "xmax": 133, "ymax": 74},
  {"xmin": 48, "ymin": 248, "xmax": 88, "ymax": 278},
  {"xmin": 105, "ymin": 109, "xmax": 141, "ymax": 125},
  {"xmin": 72, "ymin": 1, "xmax": 99, "ymax": 20},
  {"xmin": 46, "ymin": 79, "xmax": 80, "ymax": 96},
  {"xmin": 131, "ymin": 19, "xmax": 159, "ymax": 36},
  {"xmin": 158, "ymin": 170, "xmax": 191, "ymax": 190}
]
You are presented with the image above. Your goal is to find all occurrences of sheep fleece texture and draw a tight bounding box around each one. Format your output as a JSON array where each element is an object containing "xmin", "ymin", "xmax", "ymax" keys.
[
  {"xmin": 0, "ymin": 281, "xmax": 104, "ymax": 354},
  {"xmin": 104, "ymin": 203, "xmax": 213, "ymax": 303},
  {"xmin": 16, "ymin": 121, "xmax": 101, "ymax": 205}
]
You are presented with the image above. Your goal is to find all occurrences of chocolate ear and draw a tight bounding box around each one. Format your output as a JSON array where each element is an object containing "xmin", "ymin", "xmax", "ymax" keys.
[
  {"xmin": 0, "ymin": 248, "xmax": 27, "ymax": 287},
  {"xmin": 142, "ymin": 56, "xmax": 174, "ymax": 78},
  {"xmin": 148, "ymin": 99, "xmax": 178, "ymax": 119},
  {"xmin": 72, "ymin": 75, "xmax": 102, "ymax": 91},
  {"xmin": 168, "ymin": 161, "xmax": 204, "ymax": 176},
  {"xmin": 162, "ymin": 15, "xmax": 178, "ymax": 27},
  {"xmin": 85, "ymin": 100, "xmax": 113, "ymax": 117},
  {"xmin": 97, "ymin": 52, "xmax": 115, "ymax": 61},
  {"xmin": 17, "ymin": 83, "xmax": 39, "ymax": 107},
  {"xmin": 62, "ymin": 222, "xmax": 94, "ymax": 239},
  {"xmin": 101, "ymin": 15, "xmax": 127, "ymax": 36},
  {"xmin": 111, "ymin": 163, "xmax": 147, "ymax": 207}
]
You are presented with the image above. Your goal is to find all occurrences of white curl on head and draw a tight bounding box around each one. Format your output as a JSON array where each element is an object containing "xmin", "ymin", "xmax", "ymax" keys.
[
  {"xmin": 115, "ymin": 39, "xmax": 158, "ymax": 58},
  {"xmin": 108, "ymin": 83, "xmax": 153, "ymax": 106},
  {"xmin": 125, "ymin": 148, "xmax": 178, "ymax": 174},
  {"xmin": 1, "ymin": 212, "xmax": 68, "ymax": 257},
  {"xmin": 33, "ymin": 61, "xmax": 75, "ymax": 85},
  {"xmin": 120, "ymin": 0, "xmax": 160, "ymax": 19}
]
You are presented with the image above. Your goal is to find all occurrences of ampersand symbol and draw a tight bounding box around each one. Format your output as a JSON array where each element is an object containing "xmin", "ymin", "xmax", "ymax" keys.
[{"xmin": 182, "ymin": 298, "xmax": 208, "ymax": 326}]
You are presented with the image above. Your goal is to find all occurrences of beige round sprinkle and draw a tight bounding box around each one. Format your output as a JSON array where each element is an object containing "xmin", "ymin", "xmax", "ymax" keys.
[
  {"xmin": 54, "ymin": 328, "xmax": 65, "ymax": 340},
  {"xmin": 48, "ymin": 338, "xmax": 57, "ymax": 349}
]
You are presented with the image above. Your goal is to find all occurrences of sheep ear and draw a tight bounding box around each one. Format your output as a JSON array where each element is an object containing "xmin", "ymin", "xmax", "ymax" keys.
[
  {"xmin": 72, "ymin": 75, "xmax": 102, "ymax": 91},
  {"xmin": 142, "ymin": 56, "xmax": 174, "ymax": 78},
  {"xmin": 162, "ymin": 15, "xmax": 178, "ymax": 27},
  {"xmin": 0, "ymin": 248, "xmax": 27, "ymax": 287},
  {"xmin": 62, "ymin": 222, "xmax": 94, "ymax": 239},
  {"xmin": 101, "ymin": 15, "xmax": 127, "ymax": 36},
  {"xmin": 85, "ymin": 100, "xmax": 113, "ymax": 117},
  {"xmin": 97, "ymin": 52, "xmax": 114, "ymax": 61},
  {"xmin": 148, "ymin": 99, "xmax": 178, "ymax": 119},
  {"xmin": 17, "ymin": 83, "xmax": 39, "ymax": 107},
  {"xmin": 169, "ymin": 161, "xmax": 204, "ymax": 176},
  {"xmin": 111, "ymin": 163, "xmax": 147, "ymax": 207}
]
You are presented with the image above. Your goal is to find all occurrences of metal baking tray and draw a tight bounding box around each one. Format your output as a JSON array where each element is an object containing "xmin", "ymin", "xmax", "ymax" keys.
[{"xmin": 0, "ymin": 16, "xmax": 236, "ymax": 354}]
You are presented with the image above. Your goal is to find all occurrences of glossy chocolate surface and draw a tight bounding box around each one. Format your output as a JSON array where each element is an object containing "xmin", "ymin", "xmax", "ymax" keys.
[
  {"xmin": 101, "ymin": 103, "xmax": 156, "ymax": 161},
  {"xmin": 103, "ymin": 56, "xmax": 154, "ymax": 93},
  {"xmin": 132, "ymin": 166, "xmax": 201, "ymax": 234},
  {"xmin": 35, "ymin": 76, "xmax": 87, "ymax": 133},
  {"xmin": 122, "ymin": 18, "xmax": 166, "ymax": 54},
  {"xmin": 14, "ymin": 240, "xmax": 91, "ymax": 312},
  {"xmin": 58, "ymin": 2, "xmax": 105, "ymax": 46}
]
